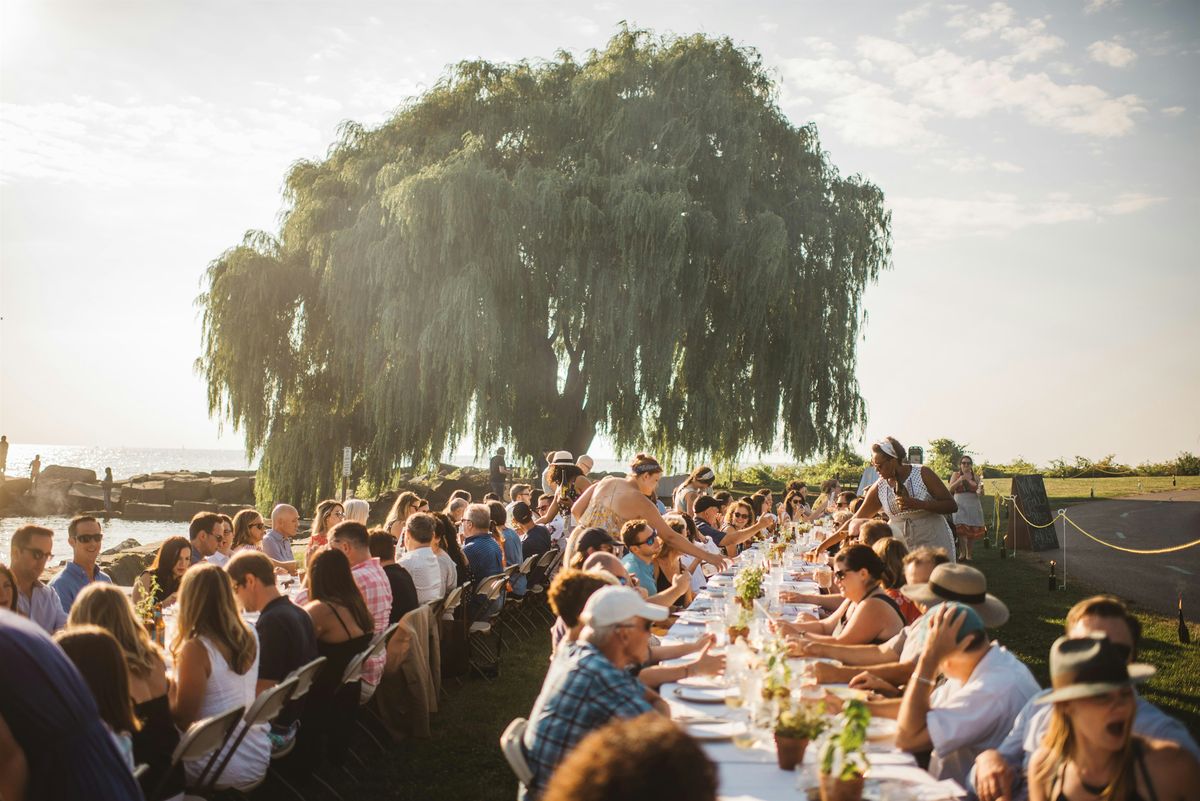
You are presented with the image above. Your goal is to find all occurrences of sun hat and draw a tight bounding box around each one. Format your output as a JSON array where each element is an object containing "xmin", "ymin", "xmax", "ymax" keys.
[
  {"xmin": 901, "ymin": 563, "xmax": 1009, "ymax": 627},
  {"xmin": 580, "ymin": 586, "xmax": 670, "ymax": 628},
  {"xmin": 694, "ymin": 495, "xmax": 725, "ymax": 515},
  {"xmin": 550, "ymin": 451, "xmax": 575, "ymax": 466},
  {"xmin": 1035, "ymin": 634, "xmax": 1155, "ymax": 704}
]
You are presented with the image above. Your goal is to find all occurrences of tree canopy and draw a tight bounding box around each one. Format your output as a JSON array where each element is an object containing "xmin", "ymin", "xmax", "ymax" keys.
[{"xmin": 197, "ymin": 27, "xmax": 892, "ymax": 506}]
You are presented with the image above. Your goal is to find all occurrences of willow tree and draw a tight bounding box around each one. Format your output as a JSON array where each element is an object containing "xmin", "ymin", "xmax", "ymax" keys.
[{"xmin": 198, "ymin": 27, "xmax": 891, "ymax": 505}]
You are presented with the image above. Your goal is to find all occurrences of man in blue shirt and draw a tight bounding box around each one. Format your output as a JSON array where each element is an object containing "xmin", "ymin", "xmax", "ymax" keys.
[
  {"xmin": 693, "ymin": 496, "xmax": 727, "ymax": 547},
  {"xmin": 262, "ymin": 504, "xmax": 299, "ymax": 574},
  {"xmin": 49, "ymin": 515, "xmax": 112, "ymax": 610},
  {"xmin": 523, "ymin": 586, "xmax": 667, "ymax": 798},
  {"xmin": 620, "ymin": 520, "xmax": 659, "ymax": 592},
  {"xmin": 462, "ymin": 503, "xmax": 504, "ymax": 619}
]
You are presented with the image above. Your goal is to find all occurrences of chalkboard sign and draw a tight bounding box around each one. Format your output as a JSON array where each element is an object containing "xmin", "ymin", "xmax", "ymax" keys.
[{"xmin": 1008, "ymin": 474, "xmax": 1059, "ymax": 551}]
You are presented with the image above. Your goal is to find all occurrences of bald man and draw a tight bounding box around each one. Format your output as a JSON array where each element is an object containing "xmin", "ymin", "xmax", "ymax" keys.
[{"xmin": 263, "ymin": 504, "xmax": 299, "ymax": 574}]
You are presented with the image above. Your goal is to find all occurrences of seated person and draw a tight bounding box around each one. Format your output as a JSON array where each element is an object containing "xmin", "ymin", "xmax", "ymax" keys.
[
  {"xmin": 397, "ymin": 513, "xmax": 444, "ymax": 605},
  {"xmin": 895, "ymin": 603, "xmax": 1040, "ymax": 786},
  {"xmin": 541, "ymin": 714, "xmax": 718, "ymax": 801},
  {"xmin": 523, "ymin": 587, "xmax": 668, "ymax": 797},
  {"xmin": 776, "ymin": 545, "xmax": 906, "ymax": 646},
  {"xmin": 973, "ymin": 595, "xmax": 1200, "ymax": 801},
  {"xmin": 1028, "ymin": 635, "xmax": 1198, "ymax": 801},
  {"xmin": 369, "ymin": 530, "xmax": 420, "ymax": 624}
]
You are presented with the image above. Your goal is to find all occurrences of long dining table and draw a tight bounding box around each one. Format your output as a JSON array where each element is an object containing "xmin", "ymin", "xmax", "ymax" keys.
[{"xmin": 656, "ymin": 544, "xmax": 966, "ymax": 801}]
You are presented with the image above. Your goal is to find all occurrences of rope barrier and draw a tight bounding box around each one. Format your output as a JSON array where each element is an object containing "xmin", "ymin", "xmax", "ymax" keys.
[{"xmin": 987, "ymin": 492, "xmax": 1200, "ymax": 554}]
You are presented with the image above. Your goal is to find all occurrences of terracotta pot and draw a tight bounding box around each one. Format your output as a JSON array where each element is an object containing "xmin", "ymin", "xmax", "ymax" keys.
[
  {"xmin": 773, "ymin": 734, "xmax": 809, "ymax": 770},
  {"xmin": 819, "ymin": 773, "xmax": 865, "ymax": 801},
  {"xmin": 727, "ymin": 626, "xmax": 750, "ymax": 642}
]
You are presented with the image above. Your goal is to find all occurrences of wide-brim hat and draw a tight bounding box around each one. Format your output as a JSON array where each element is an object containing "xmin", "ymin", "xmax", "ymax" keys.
[
  {"xmin": 901, "ymin": 563, "xmax": 1009, "ymax": 627},
  {"xmin": 550, "ymin": 450, "xmax": 575, "ymax": 466},
  {"xmin": 1036, "ymin": 634, "xmax": 1155, "ymax": 704}
]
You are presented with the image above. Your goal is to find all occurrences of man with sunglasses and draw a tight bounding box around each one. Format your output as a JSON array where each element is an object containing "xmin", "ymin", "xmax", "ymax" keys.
[
  {"xmin": 620, "ymin": 520, "xmax": 661, "ymax": 595},
  {"xmin": 9, "ymin": 524, "xmax": 67, "ymax": 633},
  {"xmin": 49, "ymin": 515, "xmax": 112, "ymax": 610}
]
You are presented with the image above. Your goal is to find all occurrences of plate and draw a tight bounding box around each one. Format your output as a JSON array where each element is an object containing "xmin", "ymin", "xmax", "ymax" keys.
[
  {"xmin": 684, "ymin": 720, "xmax": 745, "ymax": 741},
  {"xmin": 867, "ymin": 717, "xmax": 898, "ymax": 742},
  {"xmin": 673, "ymin": 685, "xmax": 735, "ymax": 703},
  {"xmin": 828, "ymin": 685, "xmax": 869, "ymax": 701}
]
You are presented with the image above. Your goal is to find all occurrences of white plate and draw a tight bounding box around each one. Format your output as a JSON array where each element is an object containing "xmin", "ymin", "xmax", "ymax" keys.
[
  {"xmin": 673, "ymin": 685, "xmax": 735, "ymax": 703},
  {"xmin": 867, "ymin": 717, "xmax": 898, "ymax": 742},
  {"xmin": 685, "ymin": 720, "xmax": 745, "ymax": 741}
]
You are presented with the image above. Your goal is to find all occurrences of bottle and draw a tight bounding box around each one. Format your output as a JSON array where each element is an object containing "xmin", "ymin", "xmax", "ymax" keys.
[{"xmin": 153, "ymin": 602, "xmax": 165, "ymax": 646}]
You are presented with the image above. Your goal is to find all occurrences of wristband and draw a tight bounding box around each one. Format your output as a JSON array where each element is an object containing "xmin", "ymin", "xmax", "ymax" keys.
[{"xmin": 915, "ymin": 674, "xmax": 936, "ymax": 687}]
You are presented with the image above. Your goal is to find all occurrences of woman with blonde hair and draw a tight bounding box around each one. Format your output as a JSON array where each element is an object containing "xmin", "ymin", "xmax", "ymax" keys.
[
  {"xmin": 342, "ymin": 498, "xmax": 370, "ymax": 525},
  {"xmin": 171, "ymin": 563, "xmax": 269, "ymax": 790},
  {"xmin": 54, "ymin": 626, "xmax": 141, "ymax": 769},
  {"xmin": 565, "ymin": 453, "xmax": 728, "ymax": 573},
  {"xmin": 384, "ymin": 491, "xmax": 422, "ymax": 538},
  {"xmin": 68, "ymin": 583, "xmax": 181, "ymax": 799},
  {"xmin": 305, "ymin": 498, "xmax": 346, "ymax": 565},
  {"xmin": 1030, "ymin": 636, "xmax": 1198, "ymax": 801}
]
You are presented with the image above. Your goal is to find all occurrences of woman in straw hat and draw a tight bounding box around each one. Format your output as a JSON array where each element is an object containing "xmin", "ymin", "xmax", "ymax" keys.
[{"xmin": 1029, "ymin": 635, "xmax": 1198, "ymax": 801}]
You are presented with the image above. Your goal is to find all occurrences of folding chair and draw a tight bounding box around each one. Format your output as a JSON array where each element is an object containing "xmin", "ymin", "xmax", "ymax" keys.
[
  {"xmin": 148, "ymin": 705, "xmax": 244, "ymax": 801},
  {"xmin": 345, "ymin": 633, "xmax": 396, "ymax": 755},
  {"xmin": 440, "ymin": 584, "xmax": 464, "ymax": 620},
  {"xmin": 283, "ymin": 655, "xmax": 328, "ymax": 701},
  {"xmin": 468, "ymin": 574, "xmax": 508, "ymax": 680},
  {"xmin": 370, "ymin": 620, "xmax": 402, "ymax": 649},
  {"xmin": 205, "ymin": 676, "xmax": 300, "ymax": 793},
  {"xmin": 499, "ymin": 717, "xmax": 534, "ymax": 792}
]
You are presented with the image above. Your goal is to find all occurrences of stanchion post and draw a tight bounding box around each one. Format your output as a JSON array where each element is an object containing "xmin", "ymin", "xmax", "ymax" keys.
[{"xmin": 1058, "ymin": 508, "xmax": 1067, "ymax": 590}]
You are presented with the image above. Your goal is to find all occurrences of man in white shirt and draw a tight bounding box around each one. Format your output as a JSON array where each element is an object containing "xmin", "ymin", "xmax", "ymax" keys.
[
  {"xmin": 896, "ymin": 602, "xmax": 1039, "ymax": 787},
  {"xmin": 398, "ymin": 512, "xmax": 444, "ymax": 604},
  {"xmin": 536, "ymin": 493, "xmax": 565, "ymax": 547}
]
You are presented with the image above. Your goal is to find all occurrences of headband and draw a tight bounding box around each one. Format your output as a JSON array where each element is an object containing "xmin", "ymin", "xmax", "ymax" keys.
[
  {"xmin": 632, "ymin": 461, "xmax": 661, "ymax": 475},
  {"xmin": 874, "ymin": 439, "xmax": 899, "ymax": 460},
  {"xmin": 696, "ymin": 469, "xmax": 715, "ymax": 482}
]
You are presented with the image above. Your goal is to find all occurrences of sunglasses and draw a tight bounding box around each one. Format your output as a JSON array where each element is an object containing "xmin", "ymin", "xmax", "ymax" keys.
[
  {"xmin": 21, "ymin": 546, "xmax": 52, "ymax": 561},
  {"xmin": 74, "ymin": 534, "xmax": 103, "ymax": 544},
  {"xmin": 733, "ymin": 513, "xmax": 750, "ymax": 520},
  {"xmin": 330, "ymin": 510, "xmax": 346, "ymax": 519},
  {"xmin": 636, "ymin": 533, "xmax": 659, "ymax": 547},
  {"xmin": 250, "ymin": 522, "xmax": 266, "ymax": 530},
  {"xmin": 833, "ymin": 569, "xmax": 850, "ymax": 580}
]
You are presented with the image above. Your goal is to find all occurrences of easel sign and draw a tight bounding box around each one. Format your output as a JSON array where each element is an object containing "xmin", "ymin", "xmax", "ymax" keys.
[{"xmin": 1007, "ymin": 474, "xmax": 1060, "ymax": 551}]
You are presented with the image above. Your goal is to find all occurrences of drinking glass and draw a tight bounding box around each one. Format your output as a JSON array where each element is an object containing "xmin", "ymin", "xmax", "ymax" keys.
[{"xmin": 815, "ymin": 565, "xmax": 833, "ymax": 591}]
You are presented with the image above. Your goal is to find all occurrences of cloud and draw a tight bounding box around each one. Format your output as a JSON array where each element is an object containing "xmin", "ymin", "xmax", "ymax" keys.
[
  {"xmin": 943, "ymin": 3, "xmax": 1064, "ymax": 64},
  {"xmin": 893, "ymin": 190, "xmax": 1164, "ymax": 245},
  {"xmin": 895, "ymin": 2, "xmax": 933, "ymax": 34},
  {"xmin": 856, "ymin": 36, "xmax": 1144, "ymax": 138},
  {"xmin": 931, "ymin": 154, "xmax": 1025, "ymax": 173},
  {"xmin": 1088, "ymin": 39, "xmax": 1138, "ymax": 68},
  {"xmin": 947, "ymin": 2, "xmax": 1015, "ymax": 41},
  {"xmin": 1085, "ymin": 0, "xmax": 1120, "ymax": 13},
  {"xmin": 1161, "ymin": 106, "xmax": 1186, "ymax": 117},
  {"xmin": 1000, "ymin": 19, "xmax": 1066, "ymax": 63}
]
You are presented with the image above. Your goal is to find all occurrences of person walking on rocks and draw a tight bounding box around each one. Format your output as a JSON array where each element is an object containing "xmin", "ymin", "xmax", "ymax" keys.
[
  {"xmin": 29, "ymin": 453, "xmax": 41, "ymax": 487},
  {"xmin": 0, "ymin": 434, "xmax": 8, "ymax": 477},
  {"xmin": 489, "ymin": 447, "xmax": 510, "ymax": 499},
  {"xmin": 101, "ymin": 468, "xmax": 115, "ymax": 518}
]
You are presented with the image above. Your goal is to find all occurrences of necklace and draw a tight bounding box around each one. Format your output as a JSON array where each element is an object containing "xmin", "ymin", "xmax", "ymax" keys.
[{"xmin": 1074, "ymin": 762, "xmax": 1112, "ymax": 796}]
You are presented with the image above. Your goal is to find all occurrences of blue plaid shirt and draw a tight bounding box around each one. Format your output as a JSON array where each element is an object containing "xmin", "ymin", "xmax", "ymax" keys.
[{"xmin": 523, "ymin": 641, "xmax": 653, "ymax": 796}]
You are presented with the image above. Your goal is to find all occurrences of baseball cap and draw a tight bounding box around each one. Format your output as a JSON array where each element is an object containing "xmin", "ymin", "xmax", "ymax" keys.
[
  {"xmin": 694, "ymin": 495, "xmax": 725, "ymax": 515},
  {"xmin": 580, "ymin": 586, "xmax": 669, "ymax": 628}
]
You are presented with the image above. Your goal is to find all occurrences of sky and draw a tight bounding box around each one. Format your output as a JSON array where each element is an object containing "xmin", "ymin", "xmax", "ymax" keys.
[{"xmin": 1, "ymin": 0, "xmax": 1198, "ymax": 467}]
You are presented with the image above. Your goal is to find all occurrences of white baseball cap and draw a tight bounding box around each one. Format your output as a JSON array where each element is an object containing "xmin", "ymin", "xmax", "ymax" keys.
[{"xmin": 580, "ymin": 586, "xmax": 669, "ymax": 628}]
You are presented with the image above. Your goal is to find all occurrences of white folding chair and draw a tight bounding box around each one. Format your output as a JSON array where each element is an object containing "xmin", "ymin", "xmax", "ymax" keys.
[
  {"xmin": 283, "ymin": 655, "xmax": 328, "ymax": 700},
  {"xmin": 441, "ymin": 585, "xmax": 464, "ymax": 620},
  {"xmin": 499, "ymin": 717, "xmax": 534, "ymax": 788},
  {"xmin": 152, "ymin": 704, "xmax": 244, "ymax": 800},
  {"xmin": 370, "ymin": 620, "xmax": 402, "ymax": 649},
  {"xmin": 206, "ymin": 676, "xmax": 300, "ymax": 791}
]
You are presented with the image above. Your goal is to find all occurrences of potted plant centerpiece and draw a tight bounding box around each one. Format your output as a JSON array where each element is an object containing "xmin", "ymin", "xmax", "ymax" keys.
[
  {"xmin": 773, "ymin": 699, "xmax": 827, "ymax": 770},
  {"xmin": 727, "ymin": 606, "xmax": 753, "ymax": 643},
  {"xmin": 817, "ymin": 700, "xmax": 870, "ymax": 801},
  {"xmin": 734, "ymin": 565, "xmax": 764, "ymax": 610}
]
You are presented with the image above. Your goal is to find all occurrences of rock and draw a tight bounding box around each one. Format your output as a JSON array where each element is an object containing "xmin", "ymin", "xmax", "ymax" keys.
[
  {"xmin": 124, "ymin": 502, "xmax": 173, "ymax": 521},
  {"xmin": 123, "ymin": 481, "xmax": 168, "ymax": 505},
  {"xmin": 218, "ymin": 504, "xmax": 256, "ymax": 518},
  {"xmin": 40, "ymin": 465, "xmax": 98, "ymax": 483},
  {"xmin": 0, "ymin": 477, "xmax": 32, "ymax": 512},
  {"xmin": 99, "ymin": 544, "xmax": 159, "ymax": 586},
  {"xmin": 172, "ymin": 500, "xmax": 219, "ymax": 522},
  {"xmin": 31, "ymin": 479, "xmax": 73, "ymax": 514},
  {"xmin": 211, "ymin": 469, "xmax": 256, "ymax": 478},
  {"xmin": 165, "ymin": 477, "xmax": 212, "ymax": 503},
  {"xmin": 210, "ymin": 476, "xmax": 253, "ymax": 503},
  {"xmin": 68, "ymin": 482, "xmax": 122, "ymax": 512},
  {"xmin": 102, "ymin": 537, "xmax": 141, "ymax": 555}
]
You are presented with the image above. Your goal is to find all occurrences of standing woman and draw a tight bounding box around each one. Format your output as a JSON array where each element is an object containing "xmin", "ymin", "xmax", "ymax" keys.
[
  {"xmin": 538, "ymin": 452, "xmax": 591, "ymax": 532},
  {"xmin": 68, "ymin": 583, "xmax": 182, "ymax": 800},
  {"xmin": 170, "ymin": 563, "xmax": 270, "ymax": 791},
  {"xmin": 813, "ymin": 438, "xmax": 957, "ymax": 562},
  {"xmin": 132, "ymin": 536, "xmax": 191, "ymax": 608},
  {"xmin": 673, "ymin": 466, "xmax": 716, "ymax": 514},
  {"xmin": 949, "ymin": 456, "xmax": 986, "ymax": 562},
  {"xmin": 306, "ymin": 499, "xmax": 345, "ymax": 566},
  {"xmin": 230, "ymin": 508, "xmax": 267, "ymax": 553},
  {"xmin": 565, "ymin": 453, "xmax": 728, "ymax": 573}
]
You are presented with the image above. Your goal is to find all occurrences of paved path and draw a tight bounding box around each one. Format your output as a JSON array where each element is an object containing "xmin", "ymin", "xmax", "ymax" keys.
[{"xmin": 1052, "ymin": 490, "xmax": 1200, "ymax": 621}]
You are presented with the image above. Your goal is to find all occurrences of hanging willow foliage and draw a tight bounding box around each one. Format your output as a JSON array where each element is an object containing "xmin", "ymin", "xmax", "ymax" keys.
[{"xmin": 197, "ymin": 27, "xmax": 892, "ymax": 507}]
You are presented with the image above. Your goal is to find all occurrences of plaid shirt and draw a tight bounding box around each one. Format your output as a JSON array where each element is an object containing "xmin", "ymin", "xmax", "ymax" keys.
[
  {"xmin": 522, "ymin": 642, "xmax": 653, "ymax": 796},
  {"xmin": 295, "ymin": 556, "xmax": 392, "ymax": 687}
]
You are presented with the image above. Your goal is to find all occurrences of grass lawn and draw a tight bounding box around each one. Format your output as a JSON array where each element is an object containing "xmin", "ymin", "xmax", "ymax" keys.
[{"xmin": 980, "ymin": 475, "xmax": 1200, "ymax": 507}]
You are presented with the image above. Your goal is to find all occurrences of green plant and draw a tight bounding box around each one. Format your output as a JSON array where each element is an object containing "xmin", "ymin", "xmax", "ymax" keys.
[
  {"xmin": 735, "ymin": 566, "xmax": 765, "ymax": 605},
  {"xmin": 775, "ymin": 699, "xmax": 828, "ymax": 739},
  {"xmin": 818, "ymin": 700, "xmax": 870, "ymax": 780},
  {"xmin": 133, "ymin": 575, "xmax": 161, "ymax": 622}
]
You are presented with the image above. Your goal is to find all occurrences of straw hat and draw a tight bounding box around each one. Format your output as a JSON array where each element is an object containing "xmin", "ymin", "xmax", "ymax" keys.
[
  {"xmin": 550, "ymin": 451, "xmax": 575, "ymax": 467},
  {"xmin": 901, "ymin": 563, "xmax": 1009, "ymax": 627},
  {"xmin": 1035, "ymin": 635, "xmax": 1154, "ymax": 704}
]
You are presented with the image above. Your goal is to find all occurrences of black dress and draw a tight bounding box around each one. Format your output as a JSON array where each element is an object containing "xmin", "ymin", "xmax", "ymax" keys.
[
  {"xmin": 133, "ymin": 693, "xmax": 183, "ymax": 800},
  {"xmin": 301, "ymin": 608, "xmax": 371, "ymax": 768}
]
